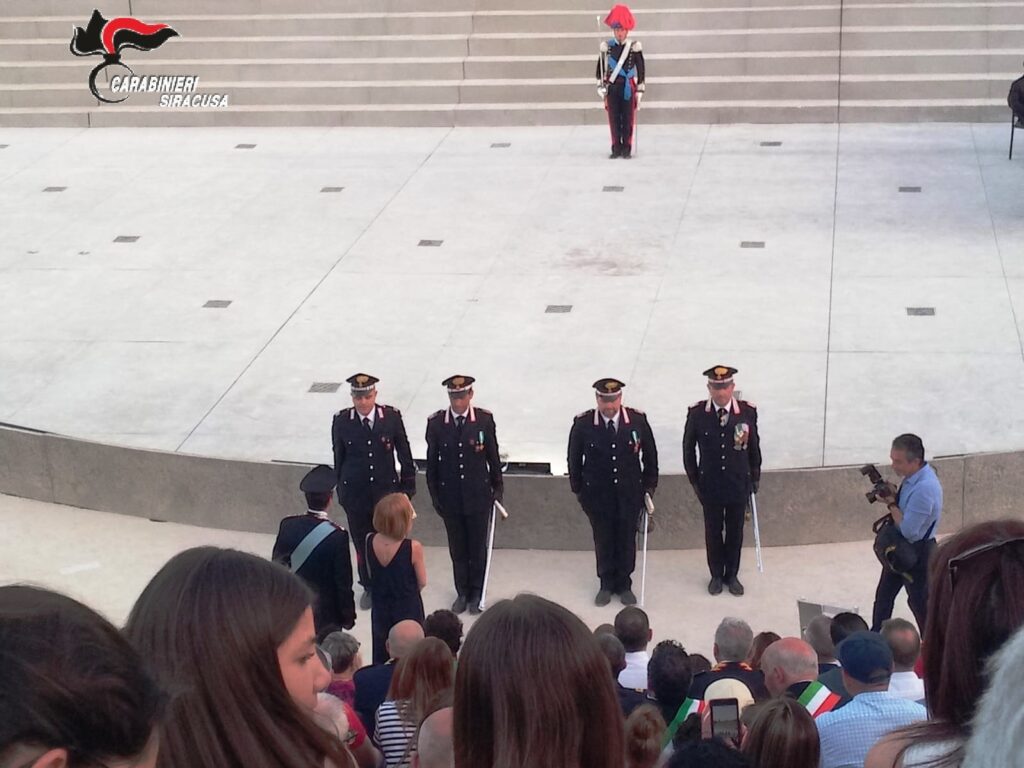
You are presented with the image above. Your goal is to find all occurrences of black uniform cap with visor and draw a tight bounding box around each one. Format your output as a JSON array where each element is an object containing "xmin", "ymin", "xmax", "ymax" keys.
[
  {"xmin": 703, "ymin": 365, "xmax": 738, "ymax": 390},
  {"xmin": 593, "ymin": 378, "xmax": 626, "ymax": 401}
]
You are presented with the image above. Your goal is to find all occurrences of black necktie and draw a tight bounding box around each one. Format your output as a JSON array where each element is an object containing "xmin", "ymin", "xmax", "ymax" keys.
[
  {"xmin": 457, "ymin": 415, "xmax": 465, "ymax": 433},
  {"xmin": 363, "ymin": 417, "xmax": 371, "ymax": 432},
  {"xmin": 717, "ymin": 407, "xmax": 727, "ymax": 427},
  {"xmin": 607, "ymin": 419, "xmax": 616, "ymax": 435}
]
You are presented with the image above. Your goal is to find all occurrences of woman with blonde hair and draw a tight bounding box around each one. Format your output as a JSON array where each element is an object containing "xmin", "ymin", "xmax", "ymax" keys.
[
  {"xmin": 368, "ymin": 493, "xmax": 427, "ymax": 664},
  {"xmin": 624, "ymin": 704, "xmax": 666, "ymax": 768}
]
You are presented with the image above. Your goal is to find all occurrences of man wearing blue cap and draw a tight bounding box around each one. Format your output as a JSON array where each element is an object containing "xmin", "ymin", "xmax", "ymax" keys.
[
  {"xmin": 272, "ymin": 464, "xmax": 356, "ymax": 633},
  {"xmin": 816, "ymin": 631, "xmax": 926, "ymax": 768}
]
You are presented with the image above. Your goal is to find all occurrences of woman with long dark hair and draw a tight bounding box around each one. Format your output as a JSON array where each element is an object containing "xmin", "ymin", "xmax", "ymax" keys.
[
  {"xmin": 865, "ymin": 519, "xmax": 1024, "ymax": 768},
  {"xmin": 740, "ymin": 697, "xmax": 818, "ymax": 768},
  {"xmin": 454, "ymin": 593, "xmax": 625, "ymax": 768},
  {"xmin": 125, "ymin": 547, "xmax": 356, "ymax": 768},
  {"xmin": 1, "ymin": 585, "xmax": 164, "ymax": 768}
]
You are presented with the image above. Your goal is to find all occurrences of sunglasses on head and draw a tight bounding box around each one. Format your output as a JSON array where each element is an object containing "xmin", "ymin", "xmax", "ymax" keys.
[{"xmin": 947, "ymin": 536, "xmax": 1024, "ymax": 592}]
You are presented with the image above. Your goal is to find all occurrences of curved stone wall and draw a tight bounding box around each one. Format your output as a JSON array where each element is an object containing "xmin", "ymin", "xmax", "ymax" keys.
[{"xmin": 1, "ymin": 423, "xmax": 1017, "ymax": 550}]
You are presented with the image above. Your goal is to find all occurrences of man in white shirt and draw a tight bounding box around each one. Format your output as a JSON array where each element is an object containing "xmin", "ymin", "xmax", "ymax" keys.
[
  {"xmin": 881, "ymin": 618, "xmax": 925, "ymax": 703},
  {"xmin": 615, "ymin": 606, "xmax": 652, "ymax": 690}
]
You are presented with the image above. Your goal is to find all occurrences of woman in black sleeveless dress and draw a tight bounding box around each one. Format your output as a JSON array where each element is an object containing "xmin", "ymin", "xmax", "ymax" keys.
[{"xmin": 367, "ymin": 493, "xmax": 427, "ymax": 664}]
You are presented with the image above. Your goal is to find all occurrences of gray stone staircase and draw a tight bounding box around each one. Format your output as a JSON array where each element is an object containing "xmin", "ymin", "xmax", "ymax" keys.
[{"xmin": 1, "ymin": 0, "xmax": 1021, "ymax": 126}]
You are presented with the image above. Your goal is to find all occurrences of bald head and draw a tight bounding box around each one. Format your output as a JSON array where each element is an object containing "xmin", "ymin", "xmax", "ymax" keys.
[
  {"xmin": 387, "ymin": 620, "xmax": 425, "ymax": 661},
  {"xmin": 415, "ymin": 706, "xmax": 453, "ymax": 768},
  {"xmin": 760, "ymin": 638, "xmax": 819, "ymax": 697}
]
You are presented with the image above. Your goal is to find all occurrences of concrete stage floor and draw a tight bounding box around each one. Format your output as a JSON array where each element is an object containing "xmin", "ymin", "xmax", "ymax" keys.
[
  {"xmin": 0, "ymin": 493, "xmax": 917, "ymax": 658},
  {"xmin": 3, "ymin": 123, "xmax": 1024, "ymax": 474}
]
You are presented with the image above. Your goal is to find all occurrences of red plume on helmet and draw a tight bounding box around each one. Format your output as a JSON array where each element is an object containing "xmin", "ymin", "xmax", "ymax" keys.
[{"xmin": 603, "ymin": 4, "xmax": 635, "ymax": 30}]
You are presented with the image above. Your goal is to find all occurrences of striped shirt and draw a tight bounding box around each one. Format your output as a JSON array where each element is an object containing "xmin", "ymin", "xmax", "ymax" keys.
[{"xmin": 374, "ymin": 700, "xmax": 417, "ymax": 767}]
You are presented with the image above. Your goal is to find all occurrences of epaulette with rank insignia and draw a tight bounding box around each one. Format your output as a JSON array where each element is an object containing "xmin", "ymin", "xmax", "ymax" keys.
[
  {"xmin": 740, "ymin": 400, "xmax": 757, "ymax": 409},
  {"xmin": 689, "ymin": 400, "xmax": 705, "ymax": 410},
  {"xmin": 632, "ymin": 39, "xmax": 642, "ymax": 52},
  {"xmin": 475, "ymin": 407, "xmax": 492, "ymax": 416},
  {"xmin": 427, "ymin": 409, "xmax": 445, "ymax": 421},
  {"xmin": 575, "ymin": 409, "xmax": 595, "ymax": 420},
  {"xmin": 627, "ymin": 406, "xmax": 646, "ymax": 416}
]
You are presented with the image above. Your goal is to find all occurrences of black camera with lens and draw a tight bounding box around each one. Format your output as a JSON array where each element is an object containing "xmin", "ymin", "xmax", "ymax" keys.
[{"xmin": 860, "ymin": 464, "xmax": 893, "ymax": 504}]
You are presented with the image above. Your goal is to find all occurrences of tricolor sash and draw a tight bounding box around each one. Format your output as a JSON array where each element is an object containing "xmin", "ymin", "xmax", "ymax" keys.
[
  {"xmin": 662, "ymin": 697, "xmax": 706, "ymax": 747},
  {"xmin": 796, "ymin": 680, "xmax": 841, "ymax": 718}
]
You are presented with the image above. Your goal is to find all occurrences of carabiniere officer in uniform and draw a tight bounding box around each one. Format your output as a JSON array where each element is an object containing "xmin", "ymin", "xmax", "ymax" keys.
[
  {"xmin": 568, "ymin": 378, "xmax": 659, "ymax": 606},
  {"xmin": 272, "ymin": 464, "xmax": 356, "ymax": 633},
  {"xmin": 683, "ymin": 366, "xmax": 762, "ymax": 597},
  {"xmin": 332, "ymin": 373, "xmax": 417, "ymax": 610},
  {"xmin": 425, "ymin": 375, "xmax": 504, "ymax": 615}
]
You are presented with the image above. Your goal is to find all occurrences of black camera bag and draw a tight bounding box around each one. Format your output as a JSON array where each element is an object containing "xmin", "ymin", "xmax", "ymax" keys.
[{"xmin": 872, "ymin": 514, "xmax": 918, "ymax": 580}]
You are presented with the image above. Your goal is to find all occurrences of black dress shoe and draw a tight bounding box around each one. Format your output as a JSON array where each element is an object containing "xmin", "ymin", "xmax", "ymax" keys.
[
  {"xmin": 621, "ymin": 147, "xmax": 632, "ymax": 159},
  {"xmin": 359, "ymin": 591, "xmax": 372, "ymax": 610},
  {"xmin": 595, "ymin": 589, "xmax": 612, "ymax": 606},
  {"xmin": 452, "ymin": 595, "xmax": 468, "ymax": 614},
  {"xmin": 620, "ymin": 589, "xmax": 637, "ymax": 605},
  {"xmin": 609, "ymin": 145, "xmax": 621, "ymax": 159},
  {"xmin": 708, "ymin": 577, "xmax": 723, "ymax": 595},
  {"xmin": 727, "ymin": 578, "xmax": 745, "ymax": 596},
  {"xmin": 468, "ymin": 600, "xmax": 482, "ymax": 615}
]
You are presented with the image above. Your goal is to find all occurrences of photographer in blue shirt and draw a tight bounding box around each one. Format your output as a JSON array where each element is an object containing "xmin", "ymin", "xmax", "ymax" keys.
[{"xmin": 870, "ymin": 434, "xmax": 942, "ymax": 633}]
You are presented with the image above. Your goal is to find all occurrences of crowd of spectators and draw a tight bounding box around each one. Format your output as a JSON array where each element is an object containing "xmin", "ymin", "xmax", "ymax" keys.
[{"xmin": 2, "ymin": 517, "xmax": 1023, "ymax": 768}]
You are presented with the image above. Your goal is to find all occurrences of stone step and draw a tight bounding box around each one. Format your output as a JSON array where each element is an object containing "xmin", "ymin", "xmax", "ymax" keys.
[
  {"xmin": 7, "ymin": 25, "xmax": 1022, "ymax": 64},
  {"xmin": 841, "ymin": 49, "xmax": 1024, "ymax": 75},
  {"xmin": 1, "ymin": 0, "xmax": 1015, "ymax": 18},
  {"xmin": 0, "ymin": 28, "xmax": 857, "ymax": 63},
  {"xmin": 130, "ymin": 0, "xmax": 839, "ymax": 13},
  {"xmin": 7, "ymin": 50, "xmax": 1020, "ymax": 87},
  {"xmin": 6, "ymin": 72, "xmax": 1015, "ymax": 109},
  {"xmin": 0, "ymin": 75, "xmax": 851, "ymax": 108},
  {"xmin": 0, "ymin": 96, "xmax": 1006, "ymax": 129},
  {"xmin": 0, "ymin": 0, "xmax": 473, "ymax": 17},
  {"xmin": 841, "ymin": 25, "xmax": 1024, "ymax": 50},
  {"xmin": 0, "ymin": 8, "xmax": 849, "ymax": 38},
  {"xmin": 44, "ymin": 4, "xmax": 1024, "ymax": 36},
  {"xmin": 2, "ymin": 0, "xmax": 1017, "ymax": 127}
]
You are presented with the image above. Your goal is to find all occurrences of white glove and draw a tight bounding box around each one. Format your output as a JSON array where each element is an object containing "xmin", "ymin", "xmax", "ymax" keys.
[
  {"xmin": 636, "ymin": 89, "xmax": 644, "ymax": 109},
  {"xmin": 598, "ymin": 85, "xmax": 608, "ymax": 98}
]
